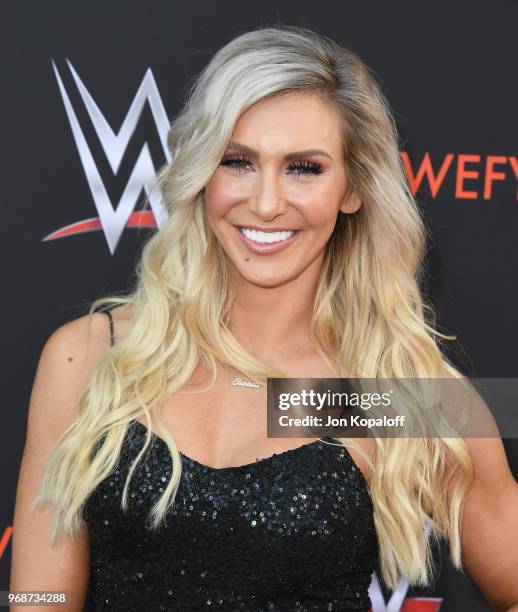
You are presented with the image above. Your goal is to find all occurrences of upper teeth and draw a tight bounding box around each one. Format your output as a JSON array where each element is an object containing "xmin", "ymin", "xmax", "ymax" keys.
[{"xmin": 240, "ymin": 227, "xmax": 295, "ymax": 243}]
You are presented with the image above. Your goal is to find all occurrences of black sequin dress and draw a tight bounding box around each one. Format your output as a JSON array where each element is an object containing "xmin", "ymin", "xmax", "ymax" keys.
[{"xmin": 81, "ymin": 310, "xmax": 379, "ymax": 611}]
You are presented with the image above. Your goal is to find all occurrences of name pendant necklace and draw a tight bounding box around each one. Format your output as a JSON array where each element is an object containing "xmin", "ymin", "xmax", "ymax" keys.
[{"xmin": 232, "ymin": 336, "xmax": 312, "ymax": 389}]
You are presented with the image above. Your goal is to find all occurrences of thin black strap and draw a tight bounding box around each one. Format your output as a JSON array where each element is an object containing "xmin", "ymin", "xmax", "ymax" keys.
[{"xmin": 104, "ymin": 309, "xmax": 114, "ymax": 347}]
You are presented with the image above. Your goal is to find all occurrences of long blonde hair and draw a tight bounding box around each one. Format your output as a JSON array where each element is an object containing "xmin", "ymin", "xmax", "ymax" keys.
[{"xmin": 34, "ymin": 25, "xmax": 474, "ymax": 590}]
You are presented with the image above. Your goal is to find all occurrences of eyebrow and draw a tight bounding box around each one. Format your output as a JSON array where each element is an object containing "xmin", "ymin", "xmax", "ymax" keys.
[{"xmin": 226, "ymin": 141, "xmax": 333, "ymax": 161}]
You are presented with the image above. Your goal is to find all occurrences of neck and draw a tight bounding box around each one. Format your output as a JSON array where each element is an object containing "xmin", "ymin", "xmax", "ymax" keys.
[{"xmin": 228, "ymin": 259, "xmax": 323, "ymax": 354}]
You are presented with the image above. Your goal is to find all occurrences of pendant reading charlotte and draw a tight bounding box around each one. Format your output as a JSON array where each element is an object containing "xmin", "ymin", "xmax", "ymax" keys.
[{"xmin": 232, "ymin": 376, "xmax": 261, "ymax": 389}]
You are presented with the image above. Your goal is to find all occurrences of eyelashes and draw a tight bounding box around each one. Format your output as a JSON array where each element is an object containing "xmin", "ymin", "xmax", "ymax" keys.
[{"xmin": 220, "ymin": 153, "xmax": 324, "ymax": 179}]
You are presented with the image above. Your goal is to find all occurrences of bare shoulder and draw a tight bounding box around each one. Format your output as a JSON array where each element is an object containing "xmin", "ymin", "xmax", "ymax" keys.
[
  {"xmin": 34, "ymin": 303, "xmax": 136, "ymax": 434},
  {"xmin": 44, "ymin": 302, "xmax": 134, "ymax": 366},
  {"xmin": 24, "ymin": 311, "xmax": 116, "ymax": 446}
]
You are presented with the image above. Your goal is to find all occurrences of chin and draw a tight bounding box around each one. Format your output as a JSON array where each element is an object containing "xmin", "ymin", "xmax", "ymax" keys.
[{"xmin": 236, "ymin": 266, "xmax": 297, "ymax": 288}]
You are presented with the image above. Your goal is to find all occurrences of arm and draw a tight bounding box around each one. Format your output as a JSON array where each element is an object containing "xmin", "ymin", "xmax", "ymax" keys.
[
  {"xmin": 459, "ymin": 434, "xmax": 518, "ymax": 611},
  {"xmin": 9, "ymin": 311, "xmax": 112, "ymax": 611}
]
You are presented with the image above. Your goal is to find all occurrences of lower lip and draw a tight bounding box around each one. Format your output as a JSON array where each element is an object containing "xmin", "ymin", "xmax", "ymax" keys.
[{"xmin": 234, "ymin": 226, "xmax": 302, "ymax": 254}]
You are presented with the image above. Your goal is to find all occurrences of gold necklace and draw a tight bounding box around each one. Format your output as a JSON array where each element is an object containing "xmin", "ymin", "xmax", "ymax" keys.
[{"xmin": 232, "ymin": 336, "xmax": 311, "ymax": 389}]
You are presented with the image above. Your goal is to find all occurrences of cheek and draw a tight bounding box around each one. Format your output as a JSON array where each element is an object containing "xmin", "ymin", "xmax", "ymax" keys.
[
  {"xmin": 294, "ymin": 182, "xmax": 344, "ymax": 227},
  {"xmin": 205, "ymin": 171, "xmax": 245, "ymax": 218}
]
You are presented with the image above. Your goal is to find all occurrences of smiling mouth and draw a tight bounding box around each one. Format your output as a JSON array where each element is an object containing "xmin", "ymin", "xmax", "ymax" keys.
[
  {"xmin": 233, "ymin": 225, "xmax": 302, "ymax": 254},
  {"xmin": 237, "ymin": 226, "xmax": 300, "ymax": 243}
]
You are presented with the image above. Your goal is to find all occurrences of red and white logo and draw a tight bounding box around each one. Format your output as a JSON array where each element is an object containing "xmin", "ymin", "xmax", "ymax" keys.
[{"xmin": 44, "ymin": 60, "xmax": 171, "ymax": 253}]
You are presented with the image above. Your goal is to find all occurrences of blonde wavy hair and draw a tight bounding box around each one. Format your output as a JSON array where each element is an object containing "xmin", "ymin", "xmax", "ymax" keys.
[{"xmin": 34, "ymin": 25, "xmax": 475, "ymax": 591}]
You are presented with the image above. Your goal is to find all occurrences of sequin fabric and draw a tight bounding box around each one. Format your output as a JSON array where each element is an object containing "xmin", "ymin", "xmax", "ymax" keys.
[{"xmin": 82, "ymin": 420, "xmax": 378, "ymax": 611}]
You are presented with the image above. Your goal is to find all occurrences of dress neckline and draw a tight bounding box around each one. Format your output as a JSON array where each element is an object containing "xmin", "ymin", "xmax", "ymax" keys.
[{"xmin": 129, "ymin": 418, "xmax": 333, "ymax": 473}]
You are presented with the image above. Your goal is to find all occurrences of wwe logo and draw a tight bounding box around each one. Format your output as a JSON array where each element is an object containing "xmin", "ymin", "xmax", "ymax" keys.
[
  {"xmin": 44, "ymin": 60, "xmax": 171, "ymax": 253},
  {"xmin": 368, "ymin": 525, "xmax": 443, "ymax": 612},
  {"xmin": 369, "ymin": 572, "xmax": 443, "ymax": 612}
]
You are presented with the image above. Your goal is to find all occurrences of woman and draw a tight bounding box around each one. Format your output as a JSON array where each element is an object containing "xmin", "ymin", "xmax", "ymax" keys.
[{"xmin": 10, "ymin": 25, "xmax": 518, "ymax": 611}]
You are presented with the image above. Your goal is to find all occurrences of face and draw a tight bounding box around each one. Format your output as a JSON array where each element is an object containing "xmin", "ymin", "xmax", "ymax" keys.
[{"xmin": 204, "ymin": 90, "xmax": 361, "ymax": 288}]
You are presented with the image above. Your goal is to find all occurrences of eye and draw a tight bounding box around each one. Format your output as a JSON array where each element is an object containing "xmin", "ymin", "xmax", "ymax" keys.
[
  {"xmin": 220, "ymin": 154, "xmax": 251, "ymax": 174},
  {"xmin": 287, "ymin": 160, "xmax": 324, "ymax": 178},
  {"xmin": 219, "ymin": 154, "xmax": 325, "ymax": 179}
]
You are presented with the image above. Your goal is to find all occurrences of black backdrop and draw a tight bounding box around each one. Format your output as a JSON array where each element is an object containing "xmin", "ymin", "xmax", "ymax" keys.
[{"xmin": 2, "ymin": 1, "xmax": 517, "ymax": 610}]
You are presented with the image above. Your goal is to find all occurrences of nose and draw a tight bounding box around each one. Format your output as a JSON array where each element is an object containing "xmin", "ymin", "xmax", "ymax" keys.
[{"xmin": 247, "ymin": 168, "xmax": 287, "ymax": 221}]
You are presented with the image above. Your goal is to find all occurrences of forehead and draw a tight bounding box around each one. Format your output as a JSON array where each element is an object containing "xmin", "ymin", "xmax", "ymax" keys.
[{"xmin": 230, "ymin": 91, "xmax": 344, "ymax": 157}]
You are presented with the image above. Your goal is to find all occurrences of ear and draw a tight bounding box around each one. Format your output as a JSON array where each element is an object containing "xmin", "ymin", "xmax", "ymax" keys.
[{"xmin": 339, "ymin": 191, "xmax": 361, "ymax": 215}]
